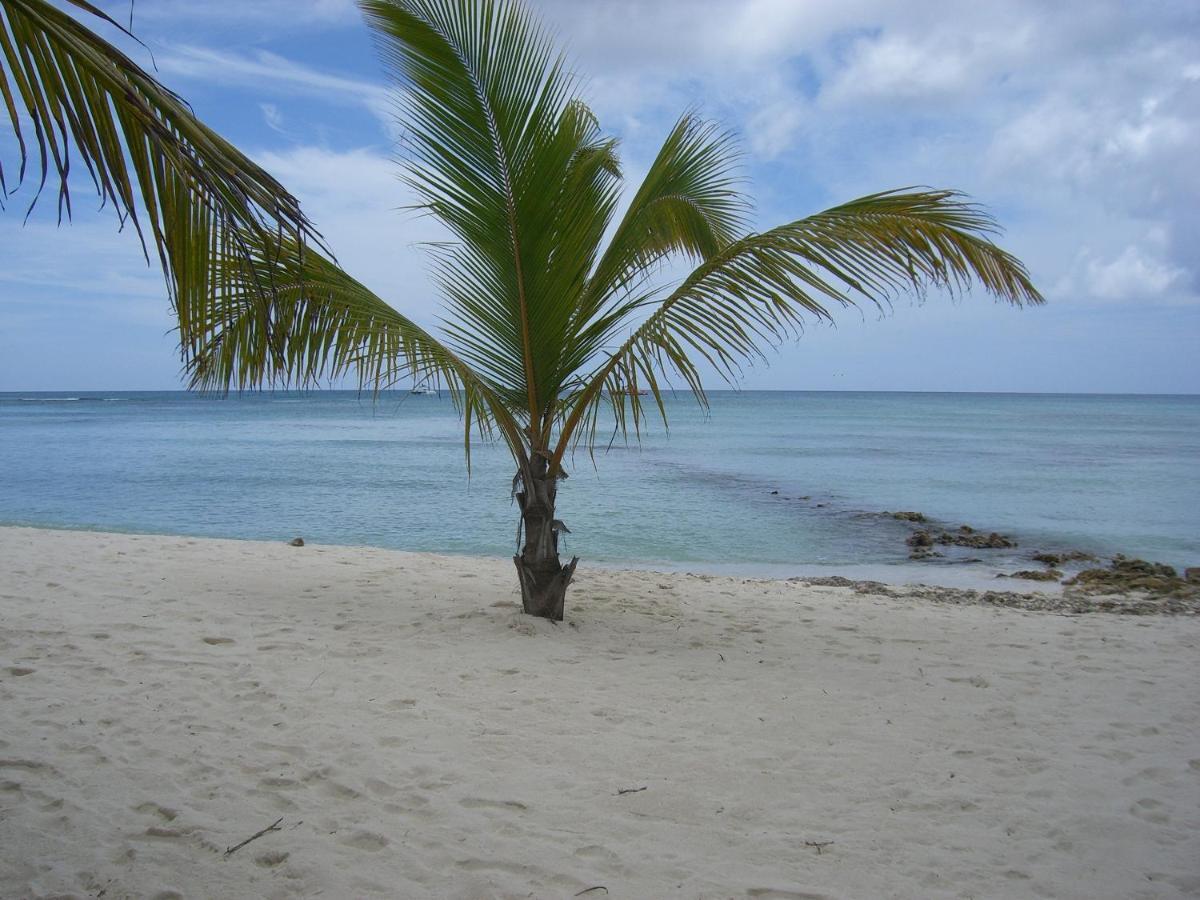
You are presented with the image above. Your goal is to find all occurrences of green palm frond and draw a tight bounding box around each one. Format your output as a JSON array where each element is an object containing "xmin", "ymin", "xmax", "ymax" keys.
[
  {"xmin": 564, "ymin": 113, "xmax": 749, "ymax": 382},
  {"xmin": 184, "ymin": 232, "xmax": 527, "ymax": 465},
  {"xmin": 551, "ymin": 189, "xmax": 1044, "ymax": 468},
  {"xmin": 585, "ymin": 113, "xmax": 748, "ymax": 304},
  {"xmin": 363, "ymin": 0, "xmax": 621, "ymax": 433},
  {"xmin": 0, "ymin": 0, "xmax": 323, "ymax": 318}
]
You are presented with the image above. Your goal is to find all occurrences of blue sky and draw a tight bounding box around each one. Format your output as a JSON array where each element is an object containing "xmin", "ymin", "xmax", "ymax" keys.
[{"xmin": 1, "ymin": 0, "xmax": 1198, "ymax": 392}]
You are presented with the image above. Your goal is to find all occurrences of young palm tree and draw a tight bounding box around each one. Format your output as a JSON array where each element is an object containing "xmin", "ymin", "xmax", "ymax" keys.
[{"xmin": 2, "ymin": 0, "xmax": 1042, "ymax": 619}]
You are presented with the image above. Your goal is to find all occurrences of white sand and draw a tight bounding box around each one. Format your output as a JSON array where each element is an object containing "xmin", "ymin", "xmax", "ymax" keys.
[{"xmin": 1, "ymin": 527, "xmax": 1197, "ymax": 900}]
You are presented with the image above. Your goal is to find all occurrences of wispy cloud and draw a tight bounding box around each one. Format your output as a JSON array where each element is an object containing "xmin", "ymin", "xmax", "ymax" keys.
[
  {"xmin": 251, "ymin": 146, "xmax": 444, "ymax": 318},
  {"xmin": 157, "ymin": 44, "xmax": 393, "ymax": 130},
  {"xmin": 115, "ymin": 0, "xmax": 360, "ymax": 28},
  {"xmin": 259, "ymin": 103, "xmax": 286, "ymax": 135}
]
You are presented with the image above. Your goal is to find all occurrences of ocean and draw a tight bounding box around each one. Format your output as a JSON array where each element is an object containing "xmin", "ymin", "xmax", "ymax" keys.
[{"xmin": 1, "ymin": 391, "xmax": 1197, "ymax": 586}]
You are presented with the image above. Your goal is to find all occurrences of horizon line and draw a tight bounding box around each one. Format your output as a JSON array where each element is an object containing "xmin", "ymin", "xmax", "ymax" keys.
[{"xmin": 3, "ymin": 388, "xmax": 1198, "ymax": 398}]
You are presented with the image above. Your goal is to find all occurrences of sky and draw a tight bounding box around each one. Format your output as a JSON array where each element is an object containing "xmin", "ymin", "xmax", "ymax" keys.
[{"xmin": 1, "ymin": 0, "xmax": 1197, "ymax": 393}]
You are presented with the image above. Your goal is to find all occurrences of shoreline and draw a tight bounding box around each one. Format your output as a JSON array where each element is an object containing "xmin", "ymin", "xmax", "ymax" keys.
[
  {"xmin": 4, "ymin": 520, "xmax": 1048, "ymax": 591},
  {"xmin": 5, "ymin": 524, "xmax": 1197, "ymax": 614},
  {"xmin": 3, "ymin": 526, "xmax": 1199, "ymax": 897}
]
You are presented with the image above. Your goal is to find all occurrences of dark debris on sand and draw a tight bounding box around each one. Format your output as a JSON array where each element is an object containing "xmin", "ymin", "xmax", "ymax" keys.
[
  {"xmin": 797, "ymin": 565, "xmax": 1200, "ymax": 616},
  {"xmin": 1001, "ymin": 569, "xmax": 1063, "ymax": 582}
]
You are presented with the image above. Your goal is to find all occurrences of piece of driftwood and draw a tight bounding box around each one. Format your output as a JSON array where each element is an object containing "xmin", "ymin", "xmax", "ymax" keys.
[{"xmin": 225, "ymin": 817, "xmax": 283, "ymax": 856}]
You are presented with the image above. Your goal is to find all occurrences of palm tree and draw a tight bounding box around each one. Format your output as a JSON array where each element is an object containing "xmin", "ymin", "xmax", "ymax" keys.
[{"xmin": 2, "ymin": 0, "xmax": 1042, "ymax": 619}]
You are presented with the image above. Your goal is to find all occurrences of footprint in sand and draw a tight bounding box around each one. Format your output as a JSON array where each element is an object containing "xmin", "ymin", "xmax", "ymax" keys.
[
  {"xmin": 0, "ymin": 758, "xmax": 53, "ymax": 772},
  {"xmin": 455, "ymin": 859, "xmax": 528, "ymax": 875},
  {"xmin": 323, "ymin": 781, "xmax": 362, "ymax": 800},
  {"xmin": 1130, "ymin": 798, "xmax": 1171, "ymax": 825},
  {"xmin": 574, "ymin": 844, "xmax": 621, "ymax": 866},
  {"xmin": 364, "ymin": 778, "xmax": 399, "ymax": 798},
  {"xmin": 459, "ymin": 797, "xmax": 528, "ymax": 812},
  {"xmin": 135, "ymin": 802, "xmax": 178, "ymax": 822},
  {"xmin": 947, "ymin": 675, "xmax": 990, "ymax": 688},
  {"xmin": 339, "ymin": 830, "xmax": 389, "ymax": 851},
  {"xmin": 143, "ymin": 826, "xmax": 188, "ymax": 839}
]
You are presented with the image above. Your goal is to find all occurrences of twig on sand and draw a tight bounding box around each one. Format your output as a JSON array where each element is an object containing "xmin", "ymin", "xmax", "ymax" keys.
[
  {"xmin": 225, "ymin": 818, "xmax": 283, "ymax": 856},
  {"xmin": 804, "ymin": 840, "xmax": 834, "ymax": 855},
  {"xmin": 617, "ymin": 786, "xmax": 647, "ymax": 795},
  {"xmin": 575, "ymin": 888, "xmax": 609, "ymax": 896}
]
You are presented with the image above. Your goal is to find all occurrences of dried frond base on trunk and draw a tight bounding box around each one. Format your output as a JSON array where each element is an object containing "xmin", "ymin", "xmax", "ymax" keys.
[{"xmin": 514, "ymin": 555, "xmax": 578, "ymax": 621}]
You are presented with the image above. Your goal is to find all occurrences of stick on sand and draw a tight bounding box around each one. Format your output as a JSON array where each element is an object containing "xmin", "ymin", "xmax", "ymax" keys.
[{"xmin": 225, "ymin": 818, "xmax": 283, "ymax": 856}]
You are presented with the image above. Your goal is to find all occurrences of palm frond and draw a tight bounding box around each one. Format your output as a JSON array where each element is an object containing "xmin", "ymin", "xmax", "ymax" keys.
[
  {"xmin": 551, "ymin": 189, "xmax": 1044, "ymax": 468},
  {"xmin": 0, "ymin": 0, "xmax": 322, "ymax": 319},
  {"xmin": 585, "ymin": 113, "xmax": 748, "ymax": 305},
  {"xmin": 560, "ymin": 113, "xmax": 749, "ymax": 397},
  {"xmin": 362, "ymin": 0, "xmax": 619, "ymax": 432},
  {"xmin": 184, "ymin": 233, "xmax": 527, "ymax": 466}
]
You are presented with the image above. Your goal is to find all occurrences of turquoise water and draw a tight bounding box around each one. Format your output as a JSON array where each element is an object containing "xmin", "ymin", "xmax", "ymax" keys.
[{"xmin": 1, "ymin": 391, "xmax": 1197, "ymax": 581}]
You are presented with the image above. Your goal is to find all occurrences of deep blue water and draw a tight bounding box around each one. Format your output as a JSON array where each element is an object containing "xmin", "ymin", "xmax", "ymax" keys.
[{"xmin": 1, "ymin": 391, "xmax": 1197, "ymax": 581}]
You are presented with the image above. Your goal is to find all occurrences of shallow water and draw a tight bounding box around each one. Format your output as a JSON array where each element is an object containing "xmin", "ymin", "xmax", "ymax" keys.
[{"xmin": 1, "ymin": 390, "xmax": 1197, "ymax": 581}]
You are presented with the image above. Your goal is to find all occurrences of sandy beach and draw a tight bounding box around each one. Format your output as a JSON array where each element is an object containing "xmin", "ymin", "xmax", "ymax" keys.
[{"xmin": 1, "ymin": 526, "xmax": 1197, "ymax": 899}]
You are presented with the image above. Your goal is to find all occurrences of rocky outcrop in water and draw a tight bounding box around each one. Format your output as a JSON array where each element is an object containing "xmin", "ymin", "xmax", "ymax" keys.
[
  {"xmin": 905, "ymin": 529, "xmax": 941, "ymax": 559},
  {"xmin": 908, "ymin": 549, "xmax": 943, "ymax": 560},
  {"xmin": 888, "ymin": 511, "xmax": 927, "ymax": 523},
  {"xmin": 906, "ymin": 525, "xmax": 1016, "ymax": 551},
  {"xmin": 1031, "ymin": 550, "xmax": 1097, "ymax": 567},
  {"xmin": 940, "ymin": 526, "xmax": 1017, "ymax": 548},
  {"xmin": 1064, "ymin": 556, "xmax": 1199, "ymax": 603},
  {"xmin": 906, "ymin": 531, "xmax": 934, "ymax": 549}
]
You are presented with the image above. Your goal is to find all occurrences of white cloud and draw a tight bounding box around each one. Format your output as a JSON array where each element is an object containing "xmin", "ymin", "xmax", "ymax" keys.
[
  {"xmin": 259, "ymin": 103, "xmax": 286, "ymax": 134},
  {"xmin": 157, "ymin": 45, "xmax": 394, "ymax": 131},
  {"xmin": 252, "ymin": 146, "xmax": 445, "ymax": 321},
  {"xmin": 818, "ymin": 25, "xmax": 1033, "ymax": 108},
  {"xmin": 1087, "ymin": 246, "xmax": 1184, "ymax": 300},
  {"xmin": 525, "ymin": 0, "xmax": 1200, "ymax": 310}
]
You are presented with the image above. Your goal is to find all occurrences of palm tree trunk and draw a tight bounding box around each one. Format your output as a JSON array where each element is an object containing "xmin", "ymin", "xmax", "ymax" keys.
[{"xmin": 513, "ymin": 459, "xmax": 578, "ymax": 620}]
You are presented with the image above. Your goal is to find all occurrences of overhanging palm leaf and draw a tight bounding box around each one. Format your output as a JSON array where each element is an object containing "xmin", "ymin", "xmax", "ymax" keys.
[
  {"xmin": 0, "ymin": 0, "xmax": 323, "ymax": 323},
  {"xmin": 2, "ymin": 0, "xmax": 1044, "ymax": 621}
]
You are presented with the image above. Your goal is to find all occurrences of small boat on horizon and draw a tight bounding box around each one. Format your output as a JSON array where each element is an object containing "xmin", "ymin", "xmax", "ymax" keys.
[{"xmin": 610, "ymin": 377, "xmax": 648, "ymax": 397}]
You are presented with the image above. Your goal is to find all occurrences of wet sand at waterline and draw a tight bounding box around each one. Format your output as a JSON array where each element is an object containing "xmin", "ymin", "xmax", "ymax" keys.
[{"xmin": 1, "ymin": 527, "xmax": 1197, "ymax": 899}]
